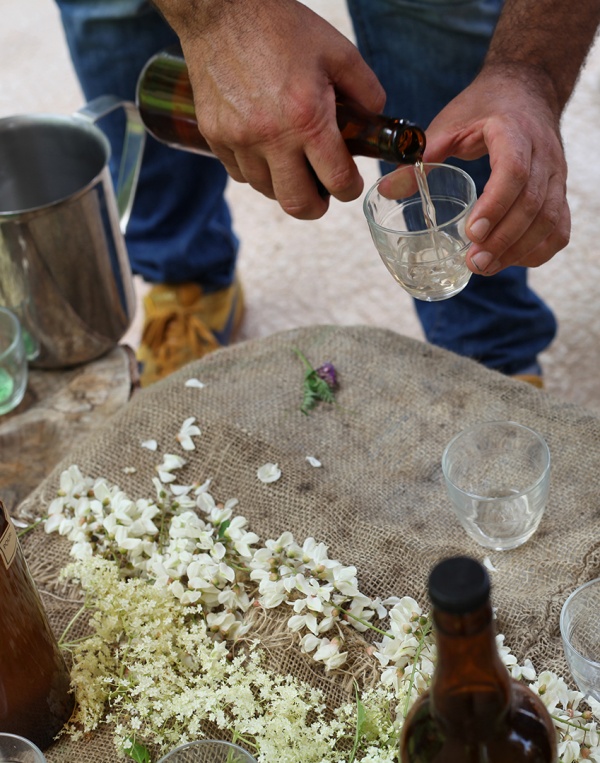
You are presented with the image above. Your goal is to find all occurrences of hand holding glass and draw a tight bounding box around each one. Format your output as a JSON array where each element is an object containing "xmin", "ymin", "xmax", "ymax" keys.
[
  {"xmin": 442, "ymin": 421, "xmax": 551, "ymax": 551},
  {"xmin": 363, "ymin": 163, "xmax": 477, "ymax": 301},
  {"xmin": 560, "ymin": 578, "xmax": 600, "ymax": 702}
]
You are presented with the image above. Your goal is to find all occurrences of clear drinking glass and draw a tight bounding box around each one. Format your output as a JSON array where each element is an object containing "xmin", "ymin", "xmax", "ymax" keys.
[
  {"xmin": 560, "ymin": 578, "xmax": 600, "ymax": 701},
  {"xmin": 157, "ymin": 740, "xmax": 258, "ymax": 763},
  {"xmin": 441, "ymin": 421, "xmax": 551, "ymax": 551},
  {"xmin": 0, "ymin": 733, "xmax": 46, "ymax": 762},
  {"xmin": 0, "ymin": 307, "xmax": 28, "ymax": 415},
  {"xmin": 363, "ymin": 163, "xmax": 477, "ymax": 301}
]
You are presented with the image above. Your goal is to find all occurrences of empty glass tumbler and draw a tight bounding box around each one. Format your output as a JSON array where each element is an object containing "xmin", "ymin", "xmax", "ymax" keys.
[
  {"xmin": 442, "ymin": 421, "xmax": 551, "ymax": 551},
  {"xmin": 560, "ymin": 577, "xmax": 600, "ymax": 702},
  {"xmin": 0, "ymin": 733, "xmax": 47, "ymax": 762},
  {"xmin": 157, "ymin": 740, "xmax": 257, "ymax": 763}
]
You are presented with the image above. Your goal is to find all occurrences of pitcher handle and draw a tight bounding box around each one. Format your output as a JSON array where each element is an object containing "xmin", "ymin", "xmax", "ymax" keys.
[{"xmin": 75, "ymin": 95, "xmax": 146, "ymax": 233}]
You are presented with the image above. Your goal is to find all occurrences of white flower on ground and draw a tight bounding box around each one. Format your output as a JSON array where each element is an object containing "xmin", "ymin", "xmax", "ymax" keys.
[
  {"xmin": 510, "ymin": 658, "xmax": 537, "ymax": 681},
  {"xmin": 306, "ymin": 456, "xmax": 322, "ymax": 467},
  {"xmin": 176, "ymin": 416, "xmax": 202, "ymax": 451},
  {"xmin": 257, "ymin": 462, "xmax": 282, "ymax": 483},
  {"xmin": 558, "ymin": 740, "xmax": 582, "ymax": 763},
  {"xmin": 156, "ymin": 453, "xmax": 187, "ymax": 483},
  {"xmin": 184, "ymin": 378, "xmax": 206, "ymax": 389},
  {"xmin": 312, "ymin": 637, "xmax": 347, "ymax": 671},
  {"xmin": 141, "ymin": 439, "xmax": 158, "ymax": 451}
]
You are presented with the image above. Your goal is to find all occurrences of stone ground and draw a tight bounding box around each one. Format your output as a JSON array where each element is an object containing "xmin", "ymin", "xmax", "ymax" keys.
[{"xmin": 2, "ymin": 1, "xmax": 599, "ymax": 414}]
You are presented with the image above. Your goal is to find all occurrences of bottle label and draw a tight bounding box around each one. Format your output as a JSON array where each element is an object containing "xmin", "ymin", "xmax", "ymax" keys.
[{"xmin": 0, "ymin": 499, "xmax": 17, "ymax": 569}]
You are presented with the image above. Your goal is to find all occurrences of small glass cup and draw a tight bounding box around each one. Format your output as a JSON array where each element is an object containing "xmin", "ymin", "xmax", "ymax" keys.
[
  {"xmin": 1, "ymin": 297, "xmax": 40, "ymax": 362},
  {"xmin": 0, "ymin": 733, "xmax": 47, "ymax": 762},
  {"xmin": 0, "ymin": 306, "xmax": 28, "ymax": 415},
  {"xmin": 363, "ymin": 162, "xmax": 477, "ymax": 301},
  {"xmin": 560, "ymin": 578, "xmax": 600, "ymax": 701},
  {"xmin": 441, "ymin": 420, "xmax": 551, "ymax": 551},
  {"xmin": 157, "ymin": 740, "xmax": 258, "ymax": 763}
]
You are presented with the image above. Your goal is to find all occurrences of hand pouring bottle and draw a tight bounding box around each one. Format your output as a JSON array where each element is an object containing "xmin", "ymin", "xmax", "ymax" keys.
[{"xmin": 136, "ymin": 47, "xmax": 426, "ymax": 166}]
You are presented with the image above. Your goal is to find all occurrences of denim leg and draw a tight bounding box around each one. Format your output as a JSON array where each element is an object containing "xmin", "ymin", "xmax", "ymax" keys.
[
  {"xmin": 347, "ymin": 0, "xmax": 557, "ymax": 374},
  {"xmin": 55, "ymin": 0, "xmax": 238, "ymax": 289}
]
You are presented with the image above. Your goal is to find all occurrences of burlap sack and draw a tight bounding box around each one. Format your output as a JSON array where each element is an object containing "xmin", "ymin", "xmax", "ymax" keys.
[{"xmin": 18, "ymin": 325, "xmax": 600, "ymax": 761}]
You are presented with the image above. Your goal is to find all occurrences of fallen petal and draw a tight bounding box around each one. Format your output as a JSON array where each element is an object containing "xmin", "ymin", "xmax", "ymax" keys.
[{"xmin": 257, "ymin": 463, "xmax": 282, "ymax": 483}]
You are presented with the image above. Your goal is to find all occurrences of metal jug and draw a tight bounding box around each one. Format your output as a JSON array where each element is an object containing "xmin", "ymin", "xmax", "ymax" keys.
[{"xmin": 0, "ymin": 96, "xmax": 145, "ymax": 368}]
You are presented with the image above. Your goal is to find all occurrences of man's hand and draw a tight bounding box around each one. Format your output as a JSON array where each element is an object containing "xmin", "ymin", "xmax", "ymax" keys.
[
  {"xmin": 379, "ymin": 0, "xmax": 600, "ymax": 275},
  {"xmin": 379, "ymin": 64, "xmax": 570, "ymax": 274},
  {"xmin": 155, "ymin": 0, "xmax": 385, "ymax": 220}
]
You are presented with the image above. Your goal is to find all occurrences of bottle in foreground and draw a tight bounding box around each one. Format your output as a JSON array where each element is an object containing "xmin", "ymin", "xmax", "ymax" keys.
[
  {"xmin": 135, "ymin": 47, "xmax": 426, "ymax": 165},
  {"xmin": 0, "ymin": 499, "xmax": 74, "ymax": 750},
  {"xmin": 400, "ymin": 556, "xmax": 557, "ymax": 763}
]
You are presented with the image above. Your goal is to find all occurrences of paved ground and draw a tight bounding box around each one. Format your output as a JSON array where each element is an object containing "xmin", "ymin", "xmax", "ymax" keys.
[{"xmin": 2, "ymin": 2, "xmax": 599, "ymax": 413}]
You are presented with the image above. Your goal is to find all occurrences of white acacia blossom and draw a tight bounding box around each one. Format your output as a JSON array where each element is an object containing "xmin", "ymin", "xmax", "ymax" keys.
[
  {"xmin": 176, "ymin": 416, "xmax": 202, "ymax": 451},
  {"xmin": 257, "ymin": 462, "xmax": 282, "ymax": 483}
]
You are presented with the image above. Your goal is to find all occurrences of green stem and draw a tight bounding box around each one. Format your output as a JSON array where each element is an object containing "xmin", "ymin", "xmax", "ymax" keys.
[
  {"xmin": 339, "ymin": 607, "xmax": 395, "ymax": 639},
  {"xmin": 16, "ymin": 517, "xmax": 45, "ymax": 537},
  {"xmin": 402, "ymin": 619, "xmax": 432, "ymax": 718},
  {"xmin": 550, "ymin": 713, "xmax": 593, "ymax": 732},
  {"xmin": 292, "ymin": 347, "xmax": 313, "ymax": 372},
  {"xmin": 58, "ymin": 603, "xmax": 87, "ymax": 647}
]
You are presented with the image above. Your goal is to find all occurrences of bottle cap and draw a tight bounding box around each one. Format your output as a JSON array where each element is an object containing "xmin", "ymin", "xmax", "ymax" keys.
[{"xmin": 428, "ymin": 556, "xmax": 490, "ymax": 614}]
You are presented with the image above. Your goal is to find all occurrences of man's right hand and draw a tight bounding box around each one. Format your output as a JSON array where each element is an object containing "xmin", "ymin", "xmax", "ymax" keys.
[{"xmin": 154, "ymin": 0, "xmax": 386, "ymax": 219}]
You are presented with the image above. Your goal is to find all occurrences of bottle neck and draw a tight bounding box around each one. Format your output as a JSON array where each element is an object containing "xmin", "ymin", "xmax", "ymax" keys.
[{"xmin": 431, "ymin": 601, "xmax": 512, "ymax": 737}]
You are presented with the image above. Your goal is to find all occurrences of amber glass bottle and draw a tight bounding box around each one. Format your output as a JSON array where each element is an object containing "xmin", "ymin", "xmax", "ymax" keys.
[
  {"xmin": 0, "ymin": 499, "xmax": 74, "ymax": 749},
  {"xmin": 400, "ymin": 556, "xmax": 557, "ymax": 763},
  {"xmin": 135, "ymin": 47, "xmax": 426, "ymax": 165}
]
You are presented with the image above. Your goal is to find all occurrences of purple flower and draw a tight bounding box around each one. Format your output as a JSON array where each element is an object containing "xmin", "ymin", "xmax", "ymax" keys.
[{"xmin": 316, "ymin": 362, "xmax": 338, "ymax": 389}]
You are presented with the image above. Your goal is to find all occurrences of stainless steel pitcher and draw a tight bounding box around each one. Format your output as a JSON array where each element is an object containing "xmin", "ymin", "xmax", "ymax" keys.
[{"xmin": 0, "ymin": 96, "xmax": 145, "ymax": 368}]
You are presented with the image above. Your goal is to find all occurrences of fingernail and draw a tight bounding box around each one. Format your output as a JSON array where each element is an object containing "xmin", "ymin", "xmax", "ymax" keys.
[
  {"xmin": 471, "ymin": 251, "xmax": 494, "ymax": 273},
  {"xmin": 469, "ymin": 217, "xmax": 490, "ymax": 242}
]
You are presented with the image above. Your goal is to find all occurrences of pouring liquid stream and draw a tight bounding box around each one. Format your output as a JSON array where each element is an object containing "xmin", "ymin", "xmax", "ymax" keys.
[
  {"xmin": 415, "ymin": 160, "xmax": 438, "ymax": 229},
  {"xmin": 414, "ymin": 160, "xmax": 460, "ymax": 266}
]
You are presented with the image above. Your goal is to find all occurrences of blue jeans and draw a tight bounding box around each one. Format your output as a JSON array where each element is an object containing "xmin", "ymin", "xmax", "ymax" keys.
[
  {"xmin": 55, "ymin": 0, "xmax": 238, "ymax": 291},
  {"xmin": 348, "ymin": 0, "xmax": 557, "ymax": 374}
]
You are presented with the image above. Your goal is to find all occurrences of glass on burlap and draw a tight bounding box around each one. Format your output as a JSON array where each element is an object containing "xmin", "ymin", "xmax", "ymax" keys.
[{"xmin": 17, "ymin": 325, "xmax": 600, "ymax": 762}]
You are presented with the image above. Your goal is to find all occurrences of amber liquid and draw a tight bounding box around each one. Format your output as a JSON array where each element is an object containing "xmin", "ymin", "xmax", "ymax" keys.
[
  {"xmin": 0, "ymin": 502, "xmax": 74, "ymax": 749},
  {"xmin": 136, "ymin": 48, "xmax": 426, "ymax": 165}
]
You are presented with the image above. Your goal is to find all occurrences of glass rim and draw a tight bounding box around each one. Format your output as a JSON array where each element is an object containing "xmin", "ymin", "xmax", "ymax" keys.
[
  {"xmin": 560, "ymin": 576, "xmax": 600, "ymax": 667},
  {"xmin": 0, "ymin": 305, "xmax": 23, "ymax": 361},
  {"xmin": 156, "ymin": 739, "xmax": 256, "ymax": 763},
  {"xmin": 0, "ymin": 732, "xmax": 46, "ymax": 757},
  {"xmin": 441, "ymin": 420, "xmax": 551, "ymax": 500},
  {"xmin": 363, "ymin": 162, "xmax": 477, "ymax": 236}
]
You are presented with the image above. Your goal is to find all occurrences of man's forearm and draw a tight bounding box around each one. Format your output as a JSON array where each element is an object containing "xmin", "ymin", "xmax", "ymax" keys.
[
  {"xmin": 484, "ymin": 0, "xmax": 600, "ymax": 115},
  {"xmin": 150, "ymin": 0, "xmax": 223, "ymax": 36}
]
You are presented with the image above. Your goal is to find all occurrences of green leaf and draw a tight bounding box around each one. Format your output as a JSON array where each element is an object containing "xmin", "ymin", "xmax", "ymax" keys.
[
  {"xmin": 348, "ymin": 682, "xmax": 367, "ymax": 763},
  {"xmin": 125, "ymin": 739, "xmax": 151, "ymax": 763},
  {"xmin": 218, "ymin": 519, "xmax": 231, "ymax": 539},
  {"xmin": 293, "ymin": 348, "xmax": 337, "ymax": 415}
]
